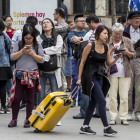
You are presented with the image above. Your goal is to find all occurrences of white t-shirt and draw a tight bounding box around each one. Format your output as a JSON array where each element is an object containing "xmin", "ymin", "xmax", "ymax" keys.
[{"xmin": 110, "ymin": 40, "xmax": 125, "ymax": 77}]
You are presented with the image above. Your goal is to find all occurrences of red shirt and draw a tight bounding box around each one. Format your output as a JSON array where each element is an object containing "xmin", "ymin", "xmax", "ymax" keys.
[{"xmin": 6, "ymin": 29, "xmax": 16, "ymax": 39}]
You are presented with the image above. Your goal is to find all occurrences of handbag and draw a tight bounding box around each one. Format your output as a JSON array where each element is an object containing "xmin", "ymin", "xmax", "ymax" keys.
[
  {"xmin": 38, "ymin": 34, "xmax": 58, "ymax": 72},
  {"xmin": 110, "ymin": 64, "xmax": 118, "ymax": 75}
]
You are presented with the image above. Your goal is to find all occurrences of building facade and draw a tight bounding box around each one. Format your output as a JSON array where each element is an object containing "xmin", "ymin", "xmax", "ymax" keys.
[{"xmin": 64, "ymin": 0, "xmax": 129, "ymax": 28}]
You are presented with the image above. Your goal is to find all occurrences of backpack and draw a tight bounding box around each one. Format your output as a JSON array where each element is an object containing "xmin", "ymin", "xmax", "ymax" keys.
[
  {"xmin": 37, "ymin": 34, "xmax": 58, "ymax": 72},
  {"xmin": 69, "ymin": 31, "xmax": 80, "ymax": 59},
  {"xmin": 77, "ymin": 41, "xmax": 96, "ymax": 74}
]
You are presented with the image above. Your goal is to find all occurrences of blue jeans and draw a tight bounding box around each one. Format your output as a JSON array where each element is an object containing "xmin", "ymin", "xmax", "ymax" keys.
[
  {"xmin": 6, "ymin": 79, "xmax": 12, "ymax": 97},
  {"xmin": 6, "ymin": 65, "xmax": 15, "ymax": 96},
  {"xmin": 38, "ymin": 72, "xmax": 58, "ymax": 104},
  {"xmin": 71, "ymin": 59, "xmax": 81, "ymax": 102},
  {"xmin": 83, "ymin": 75, "xmax": 108, "ymax": 127}
]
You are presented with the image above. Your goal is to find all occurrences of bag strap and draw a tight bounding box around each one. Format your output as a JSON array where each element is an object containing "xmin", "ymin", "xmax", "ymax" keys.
[
  {"xmin": 91, "ymin": 41, "xmax": 95, "ymax": 52},
  {"xmin": 40, "ymin": 34, "xmax": 47, "ymax": 41},
  {"xmin": 73, "ymin": 31, "xmax": 80, "ymax": 37}
]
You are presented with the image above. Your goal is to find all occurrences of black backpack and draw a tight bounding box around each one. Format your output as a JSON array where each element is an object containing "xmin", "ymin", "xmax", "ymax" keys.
[{"xmin": 38, "ymin": 34, "xmax": 58, "ymax": 72}]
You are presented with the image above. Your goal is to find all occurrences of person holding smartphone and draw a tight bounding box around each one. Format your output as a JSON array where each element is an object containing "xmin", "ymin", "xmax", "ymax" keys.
[
  {"xmin": 108, "ymin": 23, "xmax": 134, "ymax": 125},
  {"xmin": 8, "ymin": 23, "xmax": 45, "ymax": 128}
]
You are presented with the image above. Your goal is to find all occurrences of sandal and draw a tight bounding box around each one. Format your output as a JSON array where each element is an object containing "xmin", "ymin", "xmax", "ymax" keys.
[{"xmin": 65, "ymin": 88, "xmax": 71, "ymax": 92}]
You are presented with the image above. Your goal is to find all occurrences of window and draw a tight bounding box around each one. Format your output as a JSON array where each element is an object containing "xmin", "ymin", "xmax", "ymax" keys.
[
  {"xmin": 109, "ymin": 0, "xmax": 129, "ymax": 15},
  {"xmin": 73, "ymin": 0, "xmax": 95, "ymax": 14}
]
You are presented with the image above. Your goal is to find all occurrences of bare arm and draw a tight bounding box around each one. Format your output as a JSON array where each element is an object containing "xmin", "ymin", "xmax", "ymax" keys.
[
  {"xmin": 77, "ymin": 43, "xmax": 92, "ymax": 85},
  {"xmin": 28, "ymin": 49, "xmax": 43, "ymax": 63},
  {"xmin": 106, "ymin": 45, "xmax": 121, "ymax": 66}
]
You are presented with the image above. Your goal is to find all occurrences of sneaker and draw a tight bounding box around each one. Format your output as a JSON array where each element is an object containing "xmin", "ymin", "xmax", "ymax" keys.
[
  {"xmin": 56, "ymin": 121, "xmax": 61, "ymax": 126},
  {"xmin": 24, "ymin": 120, "xmax": 30, "ymax": 128},
  {"xmin": 0, "ymin": 108, "xmax": 5, "ymax": 114},
  {"xmin": 135, "ymin": 115, "xmax": 140, "ymax": 121},
  {"xmin": 80, "ymin": 126, "xmax": 96, "ymax": 135},
  {"xmin": 8, "ymin": 119, "xmax": 17, "ymax": 127},
  {"xmin": 104, "ymin": 126, "xmax": 117, "ymax": 136},
  {"xmin": 127, "ymin": 114, "xmax": 133, "ymax": 121},
  {"xmin": 109, "ymin": 120, "xmax": 116, "ymax": 125},
  {"xmin": 121, "ymin": 120, "xmax": 129, "ymax": 125},
  {"xmin": 20, "ymin": 104, "xmax": 26, "ymax": 111},
  {"xmin": 4, "ymin": 108, "xmax": 10, "ymax": 114}
]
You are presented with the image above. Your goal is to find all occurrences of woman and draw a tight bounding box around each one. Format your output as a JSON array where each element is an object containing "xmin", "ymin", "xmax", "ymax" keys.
[
  {"xmin": 108, "ymin": 23, "xmax": 134, "ymax": 125},
  {"xmin": 64, "ymin": 19, "xmax": 74, "ymax": 92},
  {"xmin": 37, "ymin": 18, "xmax": 63, "ymax": 104},
  {"xmin": 0, "ymin": 18, "xmax": 13, "ymax": 114},
  {"xmin": 77, "ymin": 25, "xmax": 119, "ymax": 136},
  {"xmin": 8, "ymin": 23, "xmax": 44, "ymax": 128},
  {"xmin": 2, "ymin": 15, "xmax": 16, "ymax": 100},
  {"xmin": 2, "ymin": 15, "xmax": 16, "ymax": 39}
]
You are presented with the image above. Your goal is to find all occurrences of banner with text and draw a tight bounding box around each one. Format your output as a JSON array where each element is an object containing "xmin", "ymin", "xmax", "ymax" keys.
[{"xmin": 10, "ymin": 0, "xmax": 57, "ymax": 32}]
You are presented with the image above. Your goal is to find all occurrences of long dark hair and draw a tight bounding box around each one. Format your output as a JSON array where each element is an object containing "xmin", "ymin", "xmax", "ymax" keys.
[
  {"xmin": 95, "ymin": 25, "xmax": 110, "ymax": 43},
  {"xmin": 22, "ymin": 23, "xmax": 38, "ymax": 48},
  {"xmin": 0, "ymin": 18, "xmax": 5, "ymax": 35},
  {"xmin": 41, "ymin": 18, "xmax": 57, "ymax": 46}
]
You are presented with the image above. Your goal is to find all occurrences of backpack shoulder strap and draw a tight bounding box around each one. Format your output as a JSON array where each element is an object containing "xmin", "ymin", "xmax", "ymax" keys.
[
  {"xmin": 73, "ymin": 31, "xmax": 80, "ymax": 37},
  {"xmin": 18, "ymin": 41, "xmax": 23, "ymax": 51},
  {"xmin": 35, "ymin": 45, "xmax": 39, "ymax": 55},
  {"xmin": 91, "ymin": 41, "xmax": 95, "ymax": 51},
  {"xmin": 40, "ymin": 34, "xmax": 47, "ymax": 41}
]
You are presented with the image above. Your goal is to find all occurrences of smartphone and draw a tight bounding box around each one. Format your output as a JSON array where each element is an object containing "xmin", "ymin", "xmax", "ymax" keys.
[
  {"xmin": 26, "ymin": 45, "xmax": 32, "ymax": 49},
  {"xmin": 44, "ymin": 55, "xmax": 50, "ymax": 62},
  {"xmin": 114, "ymin": 49, "xmax": 125, "ymax": 54}
]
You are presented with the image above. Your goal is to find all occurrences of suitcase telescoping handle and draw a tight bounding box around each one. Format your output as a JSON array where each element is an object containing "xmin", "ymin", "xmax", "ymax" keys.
[{"xmin": 68, "ymin": 85, "xmax": 81, "ymax": 99}]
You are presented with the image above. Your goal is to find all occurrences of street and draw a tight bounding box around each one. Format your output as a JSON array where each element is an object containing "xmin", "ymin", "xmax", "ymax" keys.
[{"xmin": 0, "ymin": 98, "xmax": 140, "ymax": 140}]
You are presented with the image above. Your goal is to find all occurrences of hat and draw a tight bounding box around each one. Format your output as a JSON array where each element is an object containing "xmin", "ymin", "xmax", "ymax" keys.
[{"xmin": 127, "ymin": 11, "xmax": 140, "ymax": 19}]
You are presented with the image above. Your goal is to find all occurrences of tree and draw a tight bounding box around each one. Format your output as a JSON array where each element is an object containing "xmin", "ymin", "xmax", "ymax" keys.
[{"xmin": 111, "ymin": 0, "xmax": 116, "ymax": 25}]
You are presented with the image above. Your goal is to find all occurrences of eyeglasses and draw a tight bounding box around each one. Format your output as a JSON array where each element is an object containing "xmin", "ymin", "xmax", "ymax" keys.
[
  {"xmin": 132, "ymin": 18, "xmax": 140, "ymax": 21},
  {"xmin": 76, "ymin": 20, "xmax": 85, "ymax": 23},
  {"xmin": 5, "ymin": 20, "xmax": 12, "ymax": 23},
  {"xmin": 24, "ymin": 37, "xmax": 33, "ymax": 41},
  {"xmin": 42, "ymin": 21, "xmax": 51, "ymax": 25},
  {"xmin": 113, "ymin": 33, "xmax": 122, "ymax": 37}
]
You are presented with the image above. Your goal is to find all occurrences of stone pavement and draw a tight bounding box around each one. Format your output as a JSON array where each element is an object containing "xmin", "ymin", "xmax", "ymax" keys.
[{"xmin": 0, "ymin": 100, "xmax": 140, "ymax": 140}]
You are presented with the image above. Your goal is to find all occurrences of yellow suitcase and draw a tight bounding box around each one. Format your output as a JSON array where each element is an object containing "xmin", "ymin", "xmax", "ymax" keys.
[{"xmin": 29, "ymin": 91, "xmax": 73, "ymax": 133}]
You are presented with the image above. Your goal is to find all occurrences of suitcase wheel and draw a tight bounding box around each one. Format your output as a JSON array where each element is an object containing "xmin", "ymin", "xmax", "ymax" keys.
[{"xmin": 34, "ymin": 129, "xmax": 41, "ymax": 133}]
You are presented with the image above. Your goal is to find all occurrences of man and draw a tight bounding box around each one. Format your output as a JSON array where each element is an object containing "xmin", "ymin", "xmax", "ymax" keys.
[
  {"xmin": 53, "ymin": 8, "xmax": 69, "ymax": 92},
  {"xmin": 72, "ymin": 14, "xmax": 102, "ymax": 119},
  {"xmin": 123, "ymin": 11, "xmax": 140, "ymax": 122},
  {"xmin": 12, "ymin": 16, "xmax": 39, "ymax": 110},
  {"xmin": 68, "ymin": 15, "xmax": 87, "ymax": 110},
  {"xmin": 61, "ymin": 0, "xmax": 68, "ymax": 19}
]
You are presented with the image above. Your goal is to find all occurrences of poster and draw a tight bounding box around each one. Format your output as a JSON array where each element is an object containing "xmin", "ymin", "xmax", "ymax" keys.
[{"xmin": 10, "ymin": 0, "xmax": 58, "ymax": 32}]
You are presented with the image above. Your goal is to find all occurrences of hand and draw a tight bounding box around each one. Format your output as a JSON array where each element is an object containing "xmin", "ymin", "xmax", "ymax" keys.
[
  {"xmin": 76, "ymin": 79, "xmax": 81, "ymax": 86},
  {"xmin": 27, "ymin": 49, "xmax": 35, "ymax": 57},
  {"xmin": 22, "ymin": 47, "xmax": 31, "ymax": 54},
  {"xmin": 113, "ymin": 54, "xmax": 121, "ymax": 61},
  {"xmin": 121, "ymin": 48, "xmax": 128, "ymax": 55},
  {"xmin": 110, "ymin": 46, "xmax": 117, "ymax": 53},
  {"xmin": 73, "ymin": 37, "xmax": 81, "ymax": 44},
  {"xmin": 136, "ymin": 47, "xmax": 140, "ymax": 51}
]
